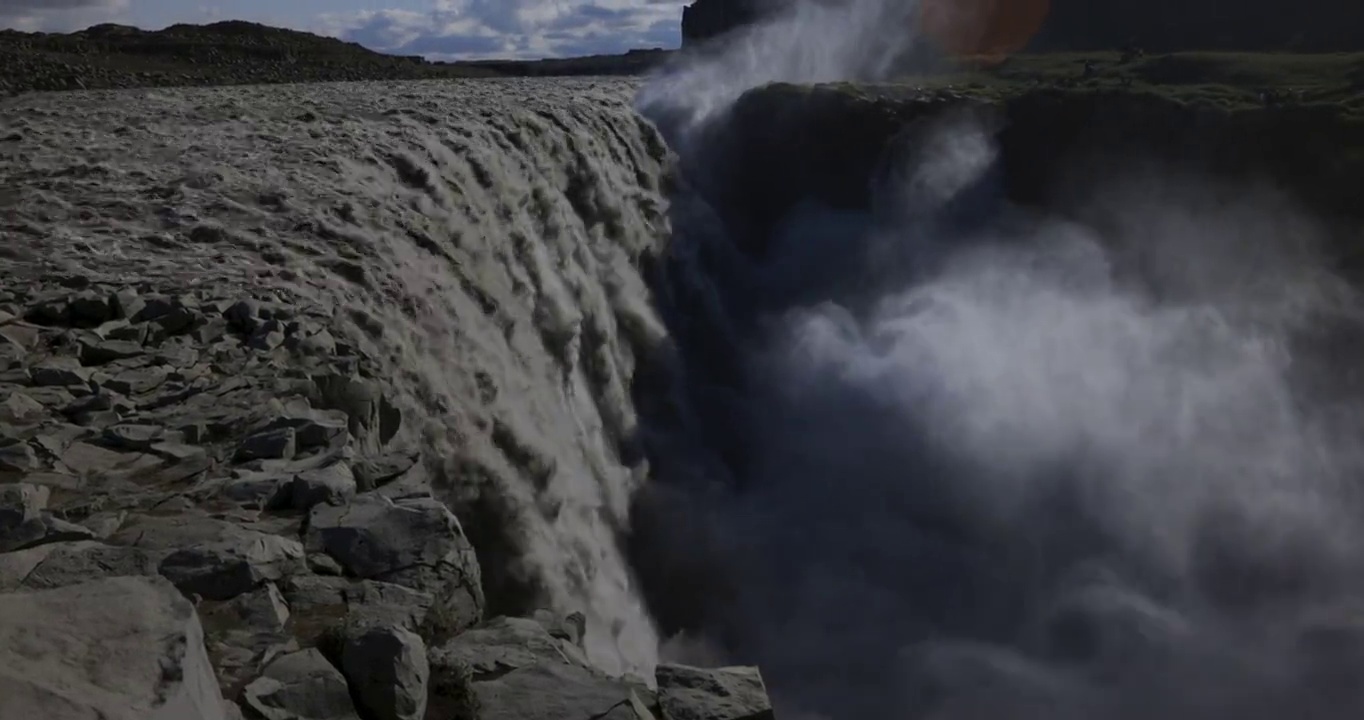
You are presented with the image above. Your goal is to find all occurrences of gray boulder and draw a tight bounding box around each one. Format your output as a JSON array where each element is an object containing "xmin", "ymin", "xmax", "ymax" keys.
[
  {"xmin": 305, "ymin": 494, "xmax": 483, "ymax": 639},
  {"xmin": 109, "ymin": 514, "xmax": 307, "ymax": 600},
  {"xmin": 4, "ymin": 540, "xmax": 160, "ymax": 590},
  {"xmin": 0, "ymin": 482, "xmax": 96, "ymax": 552},
  {"xmin": 0, "ymin": 575, "xmax": 227, "ymax": 720},
  {"xmin": 427, "ymin": 615, "xmax": 651, "ymax": 720},
  {"xmin": 281, "ymin": 574, "xmax": 434, "ymax": 648},
  {"xmin": 289, "ymin": 461, "xmax": 357, "ymax": 510},
  {"xmin": 656, "ymin": 664, "xmax": 775, "ymax": 720},
  {"xmin": 241, "ymin": 648, "xmax": 360, "ymax": 720},
  {"xmin": 433, "ymin": 616, "xmax": 592, "ymax": 675},
  {"xmin": 457, "ymin": 662, "xmax": 653, "ymax": 720},
  {"xmin": 341, "ymin": 624, "xmax": 429, "ymax": 720}
]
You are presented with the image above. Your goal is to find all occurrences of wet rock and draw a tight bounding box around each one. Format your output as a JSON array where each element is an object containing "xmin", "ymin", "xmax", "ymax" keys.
[
  {"xmin": 157, "ymin": 536, "xmax": 306, "ymax": 601},
  {"xmin": 256, "ymin": 408, "xmax": 349, "ymax": 451},
  {"xmin": 78, "ymin": 508, "xmax": 128, "ymax": 538},
  {"xmin": 0, "ymin": 510, "xmax": 97, "ymax": 553},
  {"xmin": 0, "ymin": 482, "xmax": 49, "ymax": 534},
  {"xmin": 0, "ymin": 390, "xmax": 46, "ymax": 424},
  {"xmin": 308, "ymin": 374, "xmax": 401, "ymax": 451},
  {"xmin": 533, "ymin": 609, "xmax": 589, "ymax": 648},
  {"xmin": 61, "ymin": 389, "xmax": 120, "ymax": 417},
  {"xmin": 655, "ymin": 665, "xmax": 775, "ymax": 720},
  {"xmin": 58, "ymin": 440, "xmax": 162, "ymax": 477},
  {"xmin": 427, "ymin": 646, "xmax": 650, "ymax": 720},
  {"xmin": 304, "ymin": 494, "xmax": 483, "ymax": 639},
  {"xmin": 307, "ymin": 552, "xmax": 346, "ymax": 576},
  {"xmin": 79, "ymin": 337, "xmax": 145, "ymax": 365},
  {"xmin": 69, "ymin": 291, "xmax": 115, "ymax": 326},
  {"xmin": 195, "ymin": 316, "xmax": 229, "ymax": 344},
  {"xmin": 210, "ymin": 471, "xmax": 294, "ymax": 510},
  {"xmin": 424, "ymin": 613, "xmax": 657, "ymax": 717},
  {"xmin": 195, "ymin": 583, "xmax": 303, "ymax": 699},
  {"xmin": 32, "ymin": 423, "xmax": 89, "ymax": 457},
  {"xmin": 104, "ymin": 320, "xmax": 151, "ymax": 344},
  {"xmin": 282, "ymin": 574, "xmax": 435, "ymax": 644},
  {"xmin": 249, "ymin": 320, "xmax": 287, "ymax": 350},
  {"xmin": 341, "ymin": 624, "xmax": 429, "ymax": 720},
  {"xmin": 293, "ymin": 328, "xmax": 337, "ymax": 356},
  {"xmin": 24, "ymin": 299, "xmax": 70, "ymax": 326},
  {"xmin": 241, "ymin": 648, "xmax": 361, "ymax": 720},
  {"xmin": 110, "ymin": 289, "xmax": 147, "ymax": 321},
  {"xmin": 224, "ymin": 299, "xmax": 262, "ymax": 334},
  {"xmin": 99, "ymin": 422, "xmax": 182, "ymax": 450},
  {"xmin": 222, "ymin": 580, "xmax": 292, "ymax": 631},
  {"xmin": 433, "ymin": 616, "xmax": 593, "ymax": 675},
  {"xmin": 236, "ymin": 426, "xmax": 297, "ymax": 462},
  {"xmin": 350, "ymin": 451, "xmax": 419, "ymax": 491},
  {"xmin": 0, "ymin": 439, "xmax": 41, "ymax": 472},
  {"xmin": 102, "ymin": 365, "xmax": 168, "ymax": 394},
  {"xmin": 0, "ymin": 541, "xmax": 60, "ymax": 590},
  {"xmin": 290, "ymin": 462, "xmax": 357, "ymax": 510},
  {"xmin": 109, "ymin": 515, "xmax": 307, "ymax": 600},
  {"xmin": 131, "ymin": 295, "xmax": 179, "ymax": 323},
  {"xmin": 153, "ymin": 304, "xmax": 203, "ymax": 337},
  {"xmin": 0, "ymin": 575, "xmax": 228, "ymax": 719},
  {"xmin": 30, "ymin": 357, "xmax": 93, "ymax": 387},
  {"xmin": 0, "ymin": 322, "xmax": 40, "ymax": 354}
]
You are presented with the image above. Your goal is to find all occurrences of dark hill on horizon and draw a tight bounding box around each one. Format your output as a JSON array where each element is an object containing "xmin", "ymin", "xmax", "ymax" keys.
[{"xmin": 0, "ymin": 20, "xmax": 670, "ymax": 95}]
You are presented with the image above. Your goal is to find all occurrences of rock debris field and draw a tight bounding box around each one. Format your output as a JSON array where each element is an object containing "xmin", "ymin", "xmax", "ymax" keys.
[{"xmin": 0, "ymin": 77, "xmax": 772, "ymax": 719}]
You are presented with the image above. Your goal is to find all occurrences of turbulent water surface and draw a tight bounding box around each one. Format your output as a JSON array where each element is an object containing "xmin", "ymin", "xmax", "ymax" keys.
[{"xmin": 8, "ymin": 12, "xmax": 1364, "ymax": 716}]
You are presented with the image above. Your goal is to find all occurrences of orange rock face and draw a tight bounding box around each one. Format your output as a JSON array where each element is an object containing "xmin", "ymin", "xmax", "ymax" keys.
[{"xmin": 918, "ymin": 0, "xmax": 1051, "ymax": 60}]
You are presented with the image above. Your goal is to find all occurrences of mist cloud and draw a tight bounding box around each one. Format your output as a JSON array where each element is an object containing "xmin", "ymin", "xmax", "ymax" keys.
[
  {"xmin": 633, "ymin": 3, "xmax": 1364, "ymax": 715},
  {"xmin": 325, "ymin": 1, "xmax": 683, "ymax": 61},
  {"xmin": 0, "ymin": 0, "xmax": 126, "ymax": 30}
]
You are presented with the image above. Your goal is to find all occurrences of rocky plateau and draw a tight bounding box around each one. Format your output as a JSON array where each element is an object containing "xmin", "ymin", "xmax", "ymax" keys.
[{"xmin": 0, "ymin": 75, "xmax": 772, "ymax": 719}]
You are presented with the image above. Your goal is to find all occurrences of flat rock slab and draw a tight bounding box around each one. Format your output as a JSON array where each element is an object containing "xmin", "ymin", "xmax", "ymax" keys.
[
  {"xmin": 471, "ymin": 661, "xmax": 651, "ymax": 720},
  {"xmin": 0, "ymin": 541, "xmax": 159, "ymax": 591},
  {"xmin": 110, "ymin": 515, "xmax": 307, "ymax": 600},
  {"xmin": 0, "ymin": 575, "xmax": 227, "ymax": 720},
  {"xmin": 656, "ymin": 665, "xmax": 775, "ymax": 720},
  {"xmin": 341, "ymin": 624, "xmax": 429, "ymax": 720},
  {"xmin": 241, "ymin": 648, "xmax": 361, "ymax": 720},
  {"xmin": 305, "ymin": 494, "xmax": 483, "ymax": 637},
  {"xmin": 432, "ymin": 616, "xmax": 592, "ymax": 676},
  {"xmin": 281, "ymin": 575, "xmax": 434, "ymax": 645},
  {"xmin": 428, "ymin": 615, "xmax": 648, "ymax": 720}
]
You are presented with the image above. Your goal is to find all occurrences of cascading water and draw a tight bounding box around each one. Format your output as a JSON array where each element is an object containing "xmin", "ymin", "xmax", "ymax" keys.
[{"xmin": 628, "ymin": 1, "xmax": 1364, "ymax": 718}]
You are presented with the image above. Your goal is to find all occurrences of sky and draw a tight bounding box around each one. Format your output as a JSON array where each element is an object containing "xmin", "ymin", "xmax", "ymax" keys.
[{"xmin": 0, "ymin": 0, "xmax": 686, "ymax": 59}]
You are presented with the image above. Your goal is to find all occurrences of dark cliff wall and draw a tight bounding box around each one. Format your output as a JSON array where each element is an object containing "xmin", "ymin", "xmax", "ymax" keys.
[
  {"xmin": 691, "ymin": 82, "xmax": 1364, "ymax": 258},
  {"xmin": 679, "ymin": 0, "xmax": 1364, "ymax": 52}
]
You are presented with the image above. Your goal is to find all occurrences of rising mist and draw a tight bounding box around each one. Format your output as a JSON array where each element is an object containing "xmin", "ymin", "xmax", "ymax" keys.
[{"xmin": 632, "ymin": 1, "xmax": 1364, "ymax": 717}]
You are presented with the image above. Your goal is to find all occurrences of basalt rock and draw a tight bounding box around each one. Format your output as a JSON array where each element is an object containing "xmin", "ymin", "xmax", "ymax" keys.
[
  {"xmin": 703, "ymin": 82, "xmax": 1364, "ymax": 257},
  {"xmin": 0, "ymin": 576, "xmax": 229, "ymax": 720}
]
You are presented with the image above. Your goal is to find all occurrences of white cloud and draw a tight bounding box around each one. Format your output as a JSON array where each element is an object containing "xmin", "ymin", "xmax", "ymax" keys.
[
  {"xmin": 0, "ymin": 0, "xmax": 128, "ymax": 31},
  {"xmin": 321, "ymin": 0, "xmax": 685, "ymax": 61}
]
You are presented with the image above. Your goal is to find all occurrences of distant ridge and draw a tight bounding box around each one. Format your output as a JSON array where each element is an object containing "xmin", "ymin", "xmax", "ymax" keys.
[{"xmin": 0, "ymin": 20, "xmax": 672, "ymax": 95}]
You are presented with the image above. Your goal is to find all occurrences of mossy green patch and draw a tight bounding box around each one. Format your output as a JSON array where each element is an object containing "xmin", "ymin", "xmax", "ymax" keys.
[{"xmin": 869, "ymin": 51, "xmax": 1364, "ymax": 118}]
